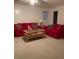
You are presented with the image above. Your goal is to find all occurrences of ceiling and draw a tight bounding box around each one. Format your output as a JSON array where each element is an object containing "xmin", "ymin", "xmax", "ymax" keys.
[{"xmin": 14, "ymin": 0, "xmax": 64, "ymax": 7}]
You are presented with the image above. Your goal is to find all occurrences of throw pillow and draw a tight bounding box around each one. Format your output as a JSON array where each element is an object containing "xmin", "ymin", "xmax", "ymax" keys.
[{"xmin": 32, "ymin": 23, "xmax": 38, "ymax": 29}]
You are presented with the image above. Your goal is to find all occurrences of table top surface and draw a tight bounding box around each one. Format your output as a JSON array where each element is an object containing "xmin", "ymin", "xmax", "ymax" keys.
[{"xmin": 25, "ymin": 29, "xmax": 44, "ymax": 32}]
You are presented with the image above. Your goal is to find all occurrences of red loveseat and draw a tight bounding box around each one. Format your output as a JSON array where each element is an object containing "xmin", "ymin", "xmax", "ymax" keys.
[
  {"xmin": 14, "ymin": 23, "xmax": 37, "ymax": 37},
  {"xmin": 45, "ymin": 24, "xmax": 64, "ymax": 39}
]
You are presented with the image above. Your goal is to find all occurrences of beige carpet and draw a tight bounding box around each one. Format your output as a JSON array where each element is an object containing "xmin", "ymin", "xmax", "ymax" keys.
[{"xmin": 14, "ymin": 36, "xmax": 64, "ymax": 59}]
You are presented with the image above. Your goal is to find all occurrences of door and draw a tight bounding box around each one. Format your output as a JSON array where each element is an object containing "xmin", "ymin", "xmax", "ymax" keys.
[{"xmin": 53, "ymin": 11, "xmax": 58, "ymax": 25}]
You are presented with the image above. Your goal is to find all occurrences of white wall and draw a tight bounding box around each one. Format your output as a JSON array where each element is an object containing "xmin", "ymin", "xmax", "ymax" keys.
[
  {"xmin": 48, "ymin": 5, "xmax": 64, "ymax": 25},
  {"xmin": 14, "ymin": 4, "xmax": 64, "ymax": 25},
  {"xmin": 14, "ymin": 3, "xmax": 48, "ymax": 25}
]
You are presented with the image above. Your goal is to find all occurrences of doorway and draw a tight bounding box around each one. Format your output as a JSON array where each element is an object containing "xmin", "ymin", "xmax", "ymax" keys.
[{"xmin": 53, "ymin": 11, "xmax": 58, "ymax": 25}]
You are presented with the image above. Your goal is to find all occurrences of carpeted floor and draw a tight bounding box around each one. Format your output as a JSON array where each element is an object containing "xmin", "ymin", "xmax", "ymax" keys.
[{"xmin": 14, "ymin": 36, "xmax": 64, "ymax": 59}]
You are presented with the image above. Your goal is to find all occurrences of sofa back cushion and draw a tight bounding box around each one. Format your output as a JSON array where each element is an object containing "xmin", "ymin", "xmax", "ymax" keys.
[
  {"xmin": 22, "ymin": 23, "xmax": 38, "ymax": 29},
  {"xmin": 51, "ymin": 24, "xmax": 60, "ymax": 30},
  {"xmin": 56, "ymin": 25, "xmax": 64, "ymax": 29},
  {"xmin": 16, "ymin": 23, "xmax": 22, "ymax": 30},
  {"xmin": 32, "ymin": 23, "xmax": 38, "ymax": 29},
  {"xmin": 49, "ymin": 24, "xmax": 64, "ymax": 32},
  {"xmin": 22, "ymin": 23, "xmax": 28, "ymax": 29},
  {"xmin": 47, "ymin": 25, "xmax": 53, "ymax": 29}
]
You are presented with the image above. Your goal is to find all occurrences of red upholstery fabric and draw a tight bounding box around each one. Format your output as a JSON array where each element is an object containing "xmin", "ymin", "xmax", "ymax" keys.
[
  {"xmin": 14, "ymin": 23, "xmax": 64, "ymax": 39},
  {"xmin": 45, "ymin": 24, "xmax": 64, "ymax": 39},
  {"xmin": 14, "ymin": 23, "xmax": 24, "ymax": 37},
  {"xmin": 14, "ymin": 23, "xmax": 37, "ymax": 37}
]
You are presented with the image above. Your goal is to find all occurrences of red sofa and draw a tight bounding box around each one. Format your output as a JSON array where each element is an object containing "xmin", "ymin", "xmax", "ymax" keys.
[
  {"xmin": 14, "ymin": 23, "xmax": 37, "ymax": 37},
  {"xmin": 45, "ymin": 24, "xmax": 64, "ymax": 39},
  {"xmin": 14, "ymin": 23, "xmax": 64, "ymax": 39}
]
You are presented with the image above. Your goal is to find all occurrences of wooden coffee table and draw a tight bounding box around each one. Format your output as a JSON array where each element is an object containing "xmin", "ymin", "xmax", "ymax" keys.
[{"xmin": 23, "ymin": 29, "xmax": 45, "ymax": 41}]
